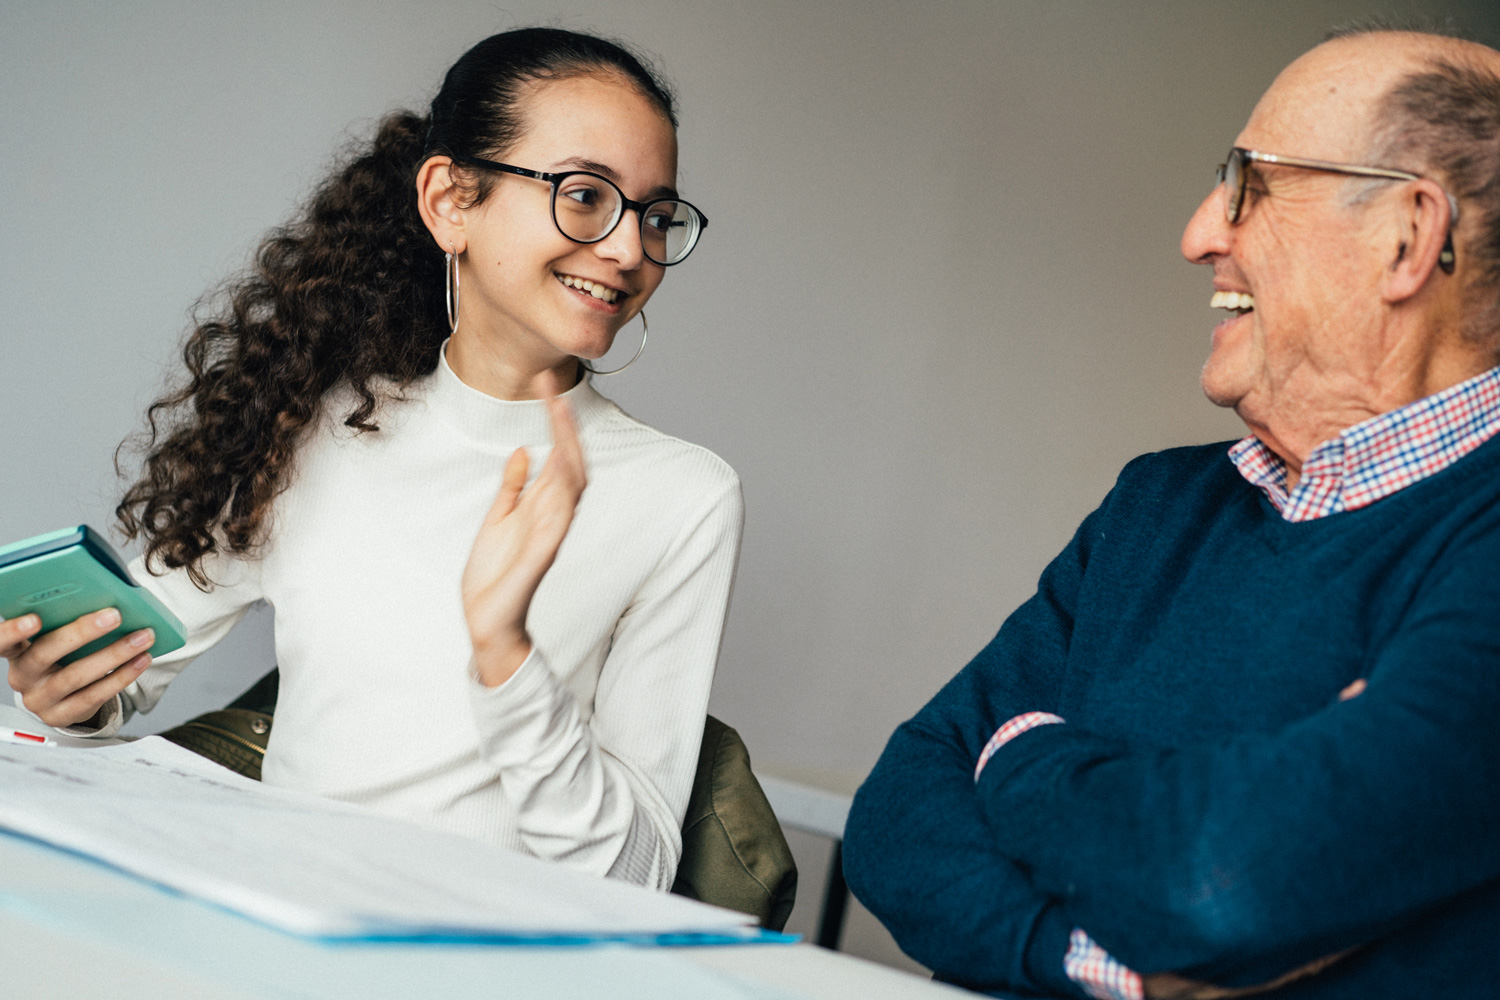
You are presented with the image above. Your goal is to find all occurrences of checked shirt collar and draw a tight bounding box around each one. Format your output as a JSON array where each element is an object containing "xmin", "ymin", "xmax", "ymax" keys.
[{"xmin": 1230, "ymin": 365, "xmax": 1500, "ymax": 522}]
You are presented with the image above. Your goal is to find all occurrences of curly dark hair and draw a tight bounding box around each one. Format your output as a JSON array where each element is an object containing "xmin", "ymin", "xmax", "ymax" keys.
[{"xmin": 116, "ymin": 28, "xmax": 676, "ymax": 587}]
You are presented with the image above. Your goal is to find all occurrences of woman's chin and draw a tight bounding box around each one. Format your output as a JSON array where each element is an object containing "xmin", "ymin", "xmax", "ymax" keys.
[{"xmin": 557, "ymin": 333, "xmax": 619, "ymax": 364}]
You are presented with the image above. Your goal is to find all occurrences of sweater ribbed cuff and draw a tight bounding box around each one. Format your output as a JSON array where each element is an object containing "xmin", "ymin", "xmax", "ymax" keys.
[
  {"xmin": 12, "ymin": 690, "xmax": 124, "ymax": 739},
  {"xmin": 466, "ymin": 647, "xmax": 555, "ymax": 746}
]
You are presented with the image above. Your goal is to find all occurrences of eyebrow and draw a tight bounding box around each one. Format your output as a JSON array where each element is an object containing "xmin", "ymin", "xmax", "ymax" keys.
[{"xmin": 553, "ymin": 157, "xmax": 678, "ymax": 200}]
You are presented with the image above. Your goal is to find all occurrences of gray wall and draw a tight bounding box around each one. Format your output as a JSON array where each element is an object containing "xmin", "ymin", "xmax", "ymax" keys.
[{"xmin": 4, "ymin": 0, "xmax": 1497, "ymax": 966}]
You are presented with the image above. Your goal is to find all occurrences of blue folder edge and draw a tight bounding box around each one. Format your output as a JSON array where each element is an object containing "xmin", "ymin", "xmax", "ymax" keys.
[
  {"xmin": 0, "ymin": 827, "xmax": 799, "ymax": 948},
  {"xmin": 317, "ymin": 929, "xmax": 800, "ymax": 947}
]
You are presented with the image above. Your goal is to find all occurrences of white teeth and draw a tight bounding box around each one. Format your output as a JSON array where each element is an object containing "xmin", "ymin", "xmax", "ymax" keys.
[
  {"xmin": 1210, "ymin": 290, "xmax": 1256, "ymax": 312},
  {"xmin": 556, "ymin": 274, "xmax": 620, "ymax": 303}
]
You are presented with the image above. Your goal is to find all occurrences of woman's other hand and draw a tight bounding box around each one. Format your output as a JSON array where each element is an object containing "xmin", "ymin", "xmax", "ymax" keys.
[
  {"xmin": 462, "ymin": 371, "xmax": 587, "ymax": 687},
  {"xmin": 3, "ymin": 610, "xmax": 153, "ymax": 728}
]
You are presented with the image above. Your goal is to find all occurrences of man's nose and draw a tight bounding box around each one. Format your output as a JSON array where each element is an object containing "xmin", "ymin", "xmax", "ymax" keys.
[{"xmin": 1181, "ymin": 187, "xmax": 1230, "ymax": 264}]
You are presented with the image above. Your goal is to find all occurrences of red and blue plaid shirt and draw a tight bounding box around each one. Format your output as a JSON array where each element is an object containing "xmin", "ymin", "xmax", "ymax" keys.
[
  {"xmin": 977, "ymin": 365, "xmax": 1500, "ymax": 1000},
  {"xmin": 1229, "ymin": 365, "xmax": 1500, "ymax": 521}
]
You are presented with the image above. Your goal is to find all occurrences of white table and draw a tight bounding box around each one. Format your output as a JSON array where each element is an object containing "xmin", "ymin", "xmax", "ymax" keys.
[
  {"xmin": 0, "ymin": 834, "xmax": 967, "ymax": 1000},
  {"xmin": 0, "ymin": 707, "xmax": 967, "ymax": 1000}
]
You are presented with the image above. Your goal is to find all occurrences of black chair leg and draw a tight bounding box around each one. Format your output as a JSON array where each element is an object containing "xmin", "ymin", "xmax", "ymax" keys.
[{"xmin": 816, "ymin": 840, "xmax": 849, "ymax": 950}]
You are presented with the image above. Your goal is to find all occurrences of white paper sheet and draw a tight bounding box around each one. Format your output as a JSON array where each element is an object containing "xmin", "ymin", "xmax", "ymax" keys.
[
  {"xmin": 0, "ymin": 737, "xmax": 759, "ymax": 942},
  {"xmin": 0, "ymin": 832, "xmax": 802, "ymax": 1000}
]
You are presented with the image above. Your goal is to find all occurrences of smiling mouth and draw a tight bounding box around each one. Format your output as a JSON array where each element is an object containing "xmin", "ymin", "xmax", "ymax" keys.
[
  {"xmin": 1211, "ymin": 290, "xmax": 1255, "ymax": 316},
  {"xmin": 556, "ymin": 272, "xmax": 623, "ymax": 305}
]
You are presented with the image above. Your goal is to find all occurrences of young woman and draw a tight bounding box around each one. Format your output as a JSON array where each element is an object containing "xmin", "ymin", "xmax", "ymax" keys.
[{"xmin": 2, "ymin": 28, "xmax": 740, "ymax": 890}]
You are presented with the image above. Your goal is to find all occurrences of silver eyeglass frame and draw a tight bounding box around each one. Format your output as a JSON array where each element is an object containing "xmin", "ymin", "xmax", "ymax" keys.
[{"xmin": 1216, "ymin": 146, "xmax": 1460, "ymax": 273}]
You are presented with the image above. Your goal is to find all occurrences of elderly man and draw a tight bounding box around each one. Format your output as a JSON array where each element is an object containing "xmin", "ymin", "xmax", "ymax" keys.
[{"xmin": 845, "ymin": 29, "xmax": 1500, "ymax": 1000}]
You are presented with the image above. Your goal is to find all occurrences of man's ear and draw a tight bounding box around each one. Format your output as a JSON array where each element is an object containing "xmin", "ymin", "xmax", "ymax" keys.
[
  {"xmin": 1381, "ymin": 180, "xmax": 1454, "ymax": 305},
  {"xmin": 415, "ymin": 156, "xmax": 468, "ymax": 255}
]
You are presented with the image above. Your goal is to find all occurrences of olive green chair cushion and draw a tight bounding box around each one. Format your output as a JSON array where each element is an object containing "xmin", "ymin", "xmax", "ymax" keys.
[
  {"xmin": 160, "ymin": 708, "xmax": 273, "ymax": 781},
  {"xmin": 162, "ymin": 674, "xmax": 797, "ymax": 931},
  {"xmin": 670, "ymin": 715, "xmax": 797, "ymax": 931}
]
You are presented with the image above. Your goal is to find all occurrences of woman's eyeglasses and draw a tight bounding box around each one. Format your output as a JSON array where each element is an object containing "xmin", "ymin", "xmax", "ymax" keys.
[{"xmin": 453, "ymin": 156, "xmax": 708, "ymax": 266}]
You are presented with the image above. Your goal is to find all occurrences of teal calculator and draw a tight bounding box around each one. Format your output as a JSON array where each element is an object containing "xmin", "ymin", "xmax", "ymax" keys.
[{"xmin": 0, "ymin": 526, "xmax": 187, "ymax": 664}]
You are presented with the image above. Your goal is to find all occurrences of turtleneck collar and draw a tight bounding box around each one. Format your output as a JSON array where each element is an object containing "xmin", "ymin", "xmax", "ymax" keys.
[{"xmin": 424, "ymin": 339, "xmax": 612, "ymax": 451}]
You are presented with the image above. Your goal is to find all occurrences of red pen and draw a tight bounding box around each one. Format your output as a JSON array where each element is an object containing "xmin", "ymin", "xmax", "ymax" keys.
[{"xmin": 1, "ymin": 729, "xmax": 54, "ymax": 747}]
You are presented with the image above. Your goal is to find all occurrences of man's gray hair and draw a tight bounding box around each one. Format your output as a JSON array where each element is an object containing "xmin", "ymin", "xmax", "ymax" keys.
[
  {"xmin": 1325, "ymin": 17, "xmax": 1464, "ymax": 43},
  {"xmin": 1367, "ymin": 44, "xmax": 1500, "ymax": 350}
]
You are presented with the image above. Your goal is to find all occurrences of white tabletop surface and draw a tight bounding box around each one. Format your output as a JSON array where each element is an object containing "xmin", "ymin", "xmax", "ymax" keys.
[{"xmin": 0, "ymin": 715, "xmax": 969, "ymax": 1000}]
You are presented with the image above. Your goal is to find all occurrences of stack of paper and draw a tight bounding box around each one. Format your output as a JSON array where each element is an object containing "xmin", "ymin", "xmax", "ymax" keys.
[{"xmin": 0, "ymin": 737, "xmax": 765, "ymax": 943}]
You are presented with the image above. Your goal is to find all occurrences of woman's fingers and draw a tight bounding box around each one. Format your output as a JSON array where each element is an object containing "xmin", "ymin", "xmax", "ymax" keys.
[
  {"xmin": 42, "ymin": 651, "xmax": 152, "ymax": 729},
  {"xmin": 18, "ymin": 627, "xmax": 154, "ymax": 728},
  {"xmin": 486, "ymin": 447, "xmax": 530, "ymax": 524},
  {"xmin": 0, "ymin": 614, "xmax": 41, "ymax": 661},
  {"xmin": 546, "ymin": 391, "xmax": 583, "ymax": 464},
  {"xmin": 7, "ymin": 608, "xmax": 143, "ymax": 730},
  {"xmin": 507, "ymin": 377, "xmax": 585, "ymax": 538},
  {"xmin": 20, "ymin": 608, "xmax": 123, "ymax": 677},
  {"xmin": 532, "ymin": 367, "xmax": 586, "ymax": 492},
  {"xmin": 524, "ymin": 406, "xmax": 585, "ymax": 551},
  {"xmin": 527, "ymin": 389, "xmax": 586, "ymax": 528}
]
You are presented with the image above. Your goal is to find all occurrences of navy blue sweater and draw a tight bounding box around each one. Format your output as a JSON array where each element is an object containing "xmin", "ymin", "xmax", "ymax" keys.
[{"xmin": 844, "ymin": 438, "xmax": 1500, "ymax": 998}]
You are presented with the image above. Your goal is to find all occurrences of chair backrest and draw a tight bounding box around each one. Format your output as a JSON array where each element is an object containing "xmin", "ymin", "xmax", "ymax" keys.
[
  {"xmin": 672, "ymin": 715, "xmax": 797, "ymax": 930},
  {"xmin": 162, "ymin": 671, "xmax": 798, "ymax": 931}
]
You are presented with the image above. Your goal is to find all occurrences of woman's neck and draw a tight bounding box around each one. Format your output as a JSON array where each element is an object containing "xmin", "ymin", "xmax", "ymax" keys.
[{"xmin": 445, "ymin": 333, "xmax": 581, "ymax": 401}]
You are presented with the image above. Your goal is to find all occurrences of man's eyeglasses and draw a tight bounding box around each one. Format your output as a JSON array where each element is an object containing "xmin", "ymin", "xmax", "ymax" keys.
[
  {"xmin": 1215, "ymin": 146, "xmax": 1458, "ymax": 273},
  {"xmin": 452, "ymin": 156, "xmax": 708, "ymax": 266}
]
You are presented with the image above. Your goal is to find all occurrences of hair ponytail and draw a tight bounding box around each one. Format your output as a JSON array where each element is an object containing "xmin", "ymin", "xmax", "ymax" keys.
[{"xmin": 117, "ymin": 111, "xmax": 447, "ymax": 584}]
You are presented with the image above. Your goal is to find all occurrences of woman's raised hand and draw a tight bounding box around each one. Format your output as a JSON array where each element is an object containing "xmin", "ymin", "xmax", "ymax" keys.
[
  {"xmin": 3, "ymin": 609, "xmax": 154, "ymax": 729},
  {"xmin": 461, "ymin": 371, "xmax": 588, "ymax": 687}
]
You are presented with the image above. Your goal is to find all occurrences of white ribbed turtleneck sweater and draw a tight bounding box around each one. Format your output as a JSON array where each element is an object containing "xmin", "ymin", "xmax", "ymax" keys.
[{"xmin": 89, "ymin": 350, "xmax": 743, "ymax": 889}]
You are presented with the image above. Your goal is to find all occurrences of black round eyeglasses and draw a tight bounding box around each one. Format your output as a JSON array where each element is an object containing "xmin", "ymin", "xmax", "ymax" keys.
[{"xmin": 453, "ymin": 156, "xmax": 708, "ymax": 266}]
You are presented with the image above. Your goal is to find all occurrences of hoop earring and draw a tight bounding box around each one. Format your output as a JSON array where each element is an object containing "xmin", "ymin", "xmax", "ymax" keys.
[
  {"xmin": 582, "ymin": 311, "xmax": 648, "ymax": 376},
  {"xmin": 445, "ymin": 246, "xmax": 461, "ymax": 337}
]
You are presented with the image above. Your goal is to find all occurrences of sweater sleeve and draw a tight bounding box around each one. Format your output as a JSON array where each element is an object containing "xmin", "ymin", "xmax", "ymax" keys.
[
  {"xmin": 843, "ymin": 493, "xmax": 1119, "ymax": 998},
  {"xmin": 974, "ymin": 523, "xmax": 1500, "ymax": 987},
  {"xmin": 18, "ymin": 550, "xmax": 264, "ymax": 738},
  {"xmin": 467, "ymin": 476, "xmax": 743, "ymax": 890}
]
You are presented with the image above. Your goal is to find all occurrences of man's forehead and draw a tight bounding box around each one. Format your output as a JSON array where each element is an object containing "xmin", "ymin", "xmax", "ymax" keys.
[
  {"xmin": 1236, "ymin": 32, "xmax": 1500, "ymax": 159},
  {"xmin": 1236, "ymin": 37, "xmax": 1425, "ymax": 159}
]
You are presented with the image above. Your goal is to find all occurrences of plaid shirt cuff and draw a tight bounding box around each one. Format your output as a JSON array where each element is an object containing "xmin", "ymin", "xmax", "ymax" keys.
[
  {"xmin": 1064, "ymin": 928, "xmax": 1143, "ymax": 1000},
  {"xmin": 973, "ymin": 711, "xmax": 1065, "ymax": 781}
]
